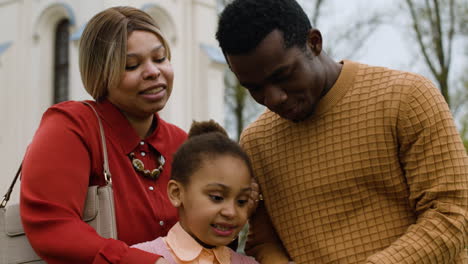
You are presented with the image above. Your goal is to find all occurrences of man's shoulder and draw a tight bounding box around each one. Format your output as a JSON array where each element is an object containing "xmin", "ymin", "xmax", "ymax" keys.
[
  {"xmin": 240, "ymin": 110, "xmax": 288, "ymax": 147},
  {"xmin": 241, "ymin": 110, "xmax": 276, "ymax": 135},
  {"xmin": 355, "ymin": 61, "xmax": 430, "ymax": 85}
]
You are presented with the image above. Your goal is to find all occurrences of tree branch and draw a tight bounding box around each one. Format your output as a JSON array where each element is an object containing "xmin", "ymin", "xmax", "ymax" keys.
[{"xmin": 405, "ymin": 0, "xmax": 439, "ymax": 78}]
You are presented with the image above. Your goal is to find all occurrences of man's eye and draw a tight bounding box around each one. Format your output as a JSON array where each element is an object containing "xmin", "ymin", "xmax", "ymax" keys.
[{"xmin": 273, "ymin": 74, "xmax": 289, "ymax": 83}]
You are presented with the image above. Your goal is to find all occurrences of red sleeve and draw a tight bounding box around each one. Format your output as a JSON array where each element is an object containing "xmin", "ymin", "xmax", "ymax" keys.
[{"xmin": 20, "ymin": 106, "xmax": 161, "ymax": 264}]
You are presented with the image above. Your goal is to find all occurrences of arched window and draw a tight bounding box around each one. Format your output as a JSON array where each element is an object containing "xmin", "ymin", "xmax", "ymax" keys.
[{"xmin": 53, "ymin": 19, "xmax": 70, "ymax": 103}]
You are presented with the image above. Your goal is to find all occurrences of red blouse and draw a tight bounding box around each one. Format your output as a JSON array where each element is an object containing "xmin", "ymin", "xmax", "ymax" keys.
[{"xmin": 20, "ymin": 100, "xmax": 187, "ymax": 264}]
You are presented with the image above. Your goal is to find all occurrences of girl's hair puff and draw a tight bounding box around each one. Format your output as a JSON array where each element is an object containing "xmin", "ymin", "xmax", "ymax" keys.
[{"xmin": 171, "ymin": 120, "xmax": 253, "ymax": 185}]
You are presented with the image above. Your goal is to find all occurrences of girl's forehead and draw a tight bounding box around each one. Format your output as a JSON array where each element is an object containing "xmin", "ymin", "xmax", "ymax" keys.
[{"xmin": 189, "ymin": 156, "xmax": 252, "ymax": 187}]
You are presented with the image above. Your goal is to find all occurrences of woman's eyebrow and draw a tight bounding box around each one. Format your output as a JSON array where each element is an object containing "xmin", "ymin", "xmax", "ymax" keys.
[{"xmin": 126, "ymin": 45, "xmax": 165, "ymax": 57}]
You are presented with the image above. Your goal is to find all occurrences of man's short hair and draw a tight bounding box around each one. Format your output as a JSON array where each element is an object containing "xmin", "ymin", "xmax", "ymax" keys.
[{"xmin": 216, "ymin": 0, "xmax": 312, "ymax": 55}]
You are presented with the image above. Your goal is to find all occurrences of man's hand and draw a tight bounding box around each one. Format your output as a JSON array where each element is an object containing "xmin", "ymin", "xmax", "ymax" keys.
[{"xmin": 155, "ymin": 257, "xmax": 169, "ymax": 264}]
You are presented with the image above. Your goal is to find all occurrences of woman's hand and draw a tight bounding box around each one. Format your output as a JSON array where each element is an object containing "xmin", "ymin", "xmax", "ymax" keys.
[
  {"xmin": 155, "ymin": 257, "xmax": 169, "ymax": 264},
  {"xmin": 247, "ymin": 179, "xmax": 261, "ymax": 216}
]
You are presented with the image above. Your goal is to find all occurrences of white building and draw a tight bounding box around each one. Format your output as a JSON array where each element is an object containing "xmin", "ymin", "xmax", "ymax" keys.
[{"xmin": 0, "ymin": 0, "xmax": 227, "ymax": 202}]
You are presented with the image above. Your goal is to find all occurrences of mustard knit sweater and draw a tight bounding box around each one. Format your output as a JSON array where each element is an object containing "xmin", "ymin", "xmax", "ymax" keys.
[{"xmin": 241, "ymin": 61, "xmax": 468, "ymax": 264}]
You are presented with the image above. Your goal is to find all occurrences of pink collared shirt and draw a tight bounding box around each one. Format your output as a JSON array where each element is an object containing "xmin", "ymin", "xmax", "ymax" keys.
[
  {"xmin": 132, "ymin": 222, "xmax": 259, "ymax": 264},
  {"xmin": 164, "ymin": 222, "xmax": 231, "ymax": 264}
]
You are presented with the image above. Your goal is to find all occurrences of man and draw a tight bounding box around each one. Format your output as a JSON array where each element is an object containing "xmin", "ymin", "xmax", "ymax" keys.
[{"xmin": 216, "ymin": 0, "xmax": 468, "ymax": 263}]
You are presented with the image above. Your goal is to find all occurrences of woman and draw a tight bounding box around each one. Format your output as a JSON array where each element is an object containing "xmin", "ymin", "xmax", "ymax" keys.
[{"xmin": 20, "ymin": 6, "xmax": 185, "ymax": 263}]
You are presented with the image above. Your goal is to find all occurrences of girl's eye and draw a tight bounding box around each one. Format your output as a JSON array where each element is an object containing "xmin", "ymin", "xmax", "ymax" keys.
[
  {"xmin": 209, "ymin": 195, "xmax": 224, "ymax": 202},
  {"xmin": 237, "ymin": 199, "xmax": 248, "ymax": 207}
]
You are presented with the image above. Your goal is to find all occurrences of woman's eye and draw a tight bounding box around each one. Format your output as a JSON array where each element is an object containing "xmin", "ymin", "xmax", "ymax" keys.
[
  {"xmin": 125, "ymin": 64, "xmax": 138, "ymax": 71},
  {"xmin": 209, "ymin": 195, "xmax": 223, "ymax": 202},
  {"xmin": 154, "ymin": 56, "xmax": 166, "ymax": 63}
]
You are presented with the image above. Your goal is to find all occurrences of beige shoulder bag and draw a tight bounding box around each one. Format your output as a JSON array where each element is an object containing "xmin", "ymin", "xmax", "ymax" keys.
[{"xmin": 0, "ymin": 102, "xmax": 118, "ymax": 264}]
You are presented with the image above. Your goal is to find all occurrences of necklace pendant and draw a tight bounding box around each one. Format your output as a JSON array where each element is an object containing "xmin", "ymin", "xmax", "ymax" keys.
[
  {"xmin": 132, "ymin": 158, "xmax": 144, "ymax": 171},
  {"xmin": 151, "ymin": 169, "xmax": 161, "ymax": 180}
]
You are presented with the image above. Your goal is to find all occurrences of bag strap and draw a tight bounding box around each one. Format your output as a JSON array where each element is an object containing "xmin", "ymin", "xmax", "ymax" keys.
[
  {"xmin": 0, "ymin": 101, "xmax": 112, "ymax": 208},
  {"xmin": 0, "ymin": 164, "xmax": 22, "ymax": 208},
  {"xmin": 82, "ymin": 101, "xmax": 112, "ymax": 184}
]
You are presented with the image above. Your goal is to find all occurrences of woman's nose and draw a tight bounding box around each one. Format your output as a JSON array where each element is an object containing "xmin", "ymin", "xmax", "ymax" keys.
[{"xmin": 142, "ymin": 61, "xmax": 161, "ymax": 80}]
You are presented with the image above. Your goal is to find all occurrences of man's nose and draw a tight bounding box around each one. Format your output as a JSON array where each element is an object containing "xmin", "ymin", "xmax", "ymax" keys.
[{"xmin": 263, "ymin": 84, "xmax": 287, "ymax": 109}]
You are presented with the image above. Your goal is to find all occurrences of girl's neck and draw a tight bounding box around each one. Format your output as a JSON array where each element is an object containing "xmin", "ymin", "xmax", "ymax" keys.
[
  {"xmin": 178, "ymin": 220, "xmax": 218, "ymax": 249},
  {"xmin": 194, "ymin": 237, "xmax": 216, "ymax": 249}
]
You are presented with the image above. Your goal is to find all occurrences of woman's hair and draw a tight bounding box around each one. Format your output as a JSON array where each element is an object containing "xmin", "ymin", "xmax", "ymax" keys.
[
  {"xmin": 216, "ymin": 0, "xmax": 311, "ymax": 55},
  {"xmin": 171, "ymin": 120, "xmax": 254, "ymax": 185},
  {"xmin": 79, "ymin": 6, "xmax": 171, "ymax": 100}
]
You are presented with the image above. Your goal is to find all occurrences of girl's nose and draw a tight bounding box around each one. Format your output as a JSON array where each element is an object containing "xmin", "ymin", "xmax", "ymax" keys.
[{"xmin": 220, "ymin": 202, "xmax": 236, "ymax": 219}]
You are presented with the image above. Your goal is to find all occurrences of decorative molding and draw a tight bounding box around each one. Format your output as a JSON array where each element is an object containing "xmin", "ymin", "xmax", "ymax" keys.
[
  {"xmin": 33, "ymin": 2, "xmax": 76, "ymax": 41},
  {"xmin": 140, "ymin": 3, "xmax": 177, "ymax": 45},
  {"xmin": 70, "ymin": 23, "xmax": 86, "ymax": 41}
]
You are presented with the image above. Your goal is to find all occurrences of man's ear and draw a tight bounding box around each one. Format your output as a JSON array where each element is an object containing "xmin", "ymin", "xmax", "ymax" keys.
[
  {"xmin": 167, "ymin": 180, "xmax": 183, "ymax": 207},
  {"xmin": 307, "ymin": 29, "xmax": 323, "ymax": 56}
]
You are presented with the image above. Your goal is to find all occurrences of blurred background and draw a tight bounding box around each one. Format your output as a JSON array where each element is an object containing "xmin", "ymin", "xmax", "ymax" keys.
[{"xmin": 1, "ymin": 0, "xmax": 467, "ymax": 203}]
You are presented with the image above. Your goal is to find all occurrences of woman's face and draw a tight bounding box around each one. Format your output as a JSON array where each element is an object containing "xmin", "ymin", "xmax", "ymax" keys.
[{"xmin": 107, "ymin": 30, "xmax": 174, "ymax": 121}]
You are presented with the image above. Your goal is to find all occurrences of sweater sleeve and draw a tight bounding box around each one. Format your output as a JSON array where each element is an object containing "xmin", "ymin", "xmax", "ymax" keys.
[
  {"xmin": 366, "ymin": 75, "xmax": 468, "ymax": 263},
  {"xmin": 20, "ymin": 107, "xmax": 160, "ymax": 264},
  {"xmin": 244, "ymin": 202, "xmax": 291, "ymax": 264}
]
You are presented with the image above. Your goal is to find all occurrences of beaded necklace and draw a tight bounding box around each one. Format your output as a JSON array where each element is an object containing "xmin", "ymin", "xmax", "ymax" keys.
[{"xmin": 128, "ymin": 152, "xmax": 165, "ymax": 180}]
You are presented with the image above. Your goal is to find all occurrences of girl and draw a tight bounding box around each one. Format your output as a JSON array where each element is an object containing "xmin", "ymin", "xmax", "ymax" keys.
[{"xmin": 133, "ymin": 120, "xmax": 259, "ymax": 264}]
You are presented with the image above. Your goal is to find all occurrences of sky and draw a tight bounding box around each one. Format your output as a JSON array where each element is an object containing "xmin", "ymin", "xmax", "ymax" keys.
[{"xmin": 297, "ymin": 0, "xmax": 414, "ymax": 70}]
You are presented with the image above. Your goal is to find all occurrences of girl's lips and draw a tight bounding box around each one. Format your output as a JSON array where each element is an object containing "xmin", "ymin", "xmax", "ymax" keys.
[{"xmin": 211, "ymin": 224, "xmax": 236, "ymax": 237}]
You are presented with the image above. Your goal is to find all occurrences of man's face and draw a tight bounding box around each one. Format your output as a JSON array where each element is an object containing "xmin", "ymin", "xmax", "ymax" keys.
[{"xmin": 227, "ymin": 30, "xmax": 326, "ymax": 122}]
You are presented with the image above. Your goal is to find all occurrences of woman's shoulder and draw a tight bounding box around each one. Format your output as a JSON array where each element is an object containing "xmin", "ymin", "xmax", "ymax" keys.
[{"xmin": 45, "ymin": 100, "xmax": 95, "ymax": 120}]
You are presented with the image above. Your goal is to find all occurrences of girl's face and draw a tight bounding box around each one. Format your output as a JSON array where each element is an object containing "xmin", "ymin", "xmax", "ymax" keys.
[
  {"xmin": 172, "ymin": 155, "xmax": 252, "ymax": 247},
  {"xmin": 107, "ymin": 30, "xmax": 174, "ymax": 122}
]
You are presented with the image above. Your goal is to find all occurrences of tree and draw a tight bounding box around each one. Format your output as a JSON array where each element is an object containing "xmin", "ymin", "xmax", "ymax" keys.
[
  {"xmin": 403, "ymin": 0, "xmax": 468, "ymax": 151},
  {"xmin": 404, "ymin": 0, "xmax": 459, "ymax": 107},
  {"xmin": 224, "ymin": 69, "xmax": 263, "ymax": 141}
]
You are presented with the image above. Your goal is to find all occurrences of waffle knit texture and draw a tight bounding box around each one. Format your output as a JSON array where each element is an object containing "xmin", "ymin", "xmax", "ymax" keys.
[{"xmin": 241, "ymin": 60, "xmax": 468, "ymax": 264}]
